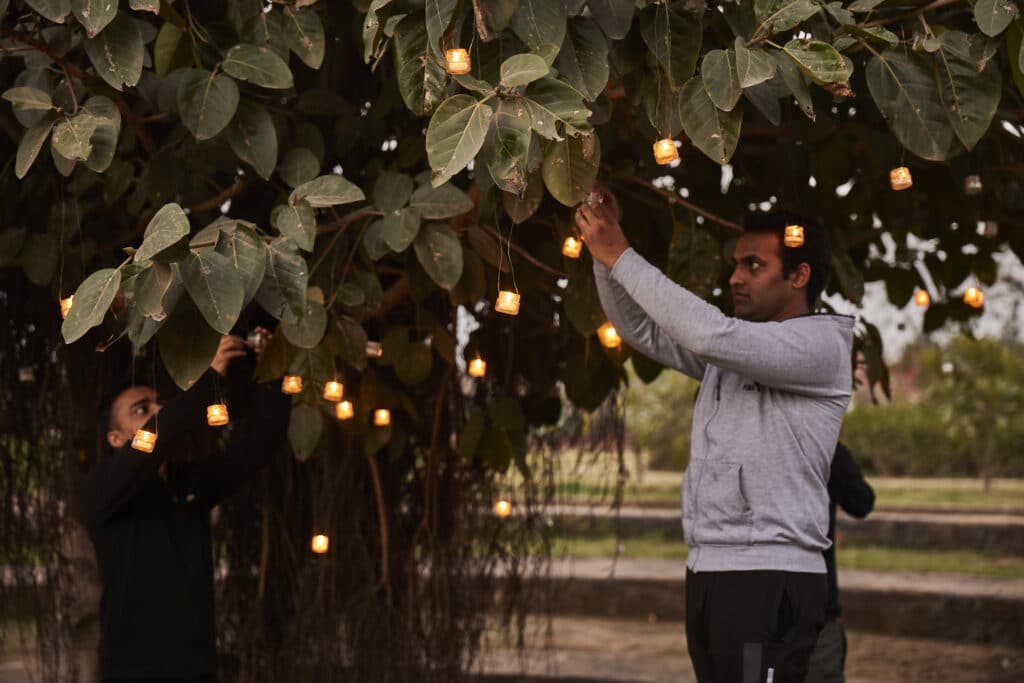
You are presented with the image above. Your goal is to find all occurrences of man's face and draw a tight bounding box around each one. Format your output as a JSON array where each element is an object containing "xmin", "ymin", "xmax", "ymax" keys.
[
  {"xmin": 728, "ymin": 232, "xmax": 803, "ymax": 322},
  {"xmin": 107, "ymin": 386, "xmax": 161, "ymax": 449}
]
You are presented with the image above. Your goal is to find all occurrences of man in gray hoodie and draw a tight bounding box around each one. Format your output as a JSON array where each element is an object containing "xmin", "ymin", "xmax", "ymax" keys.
[{"xmin": 576, "ymin": 190, "xmax": 854, "ymax": 683}]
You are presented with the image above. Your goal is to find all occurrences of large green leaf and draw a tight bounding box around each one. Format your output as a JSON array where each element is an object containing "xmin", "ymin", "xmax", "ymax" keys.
[
  {"xmin": 781, "ymin": 39, "xmax": 850, "ymax": 85},
  {"xmin": 643, "ymin": 68, "xmax": 683, "ymax": 138},
  {"xmin": 256, "ymin": 237, "xmax": 308, "ymax": 323},
  {"xmin": 71, "ymin": 0, "xmax": 116, "ymax": 37},
  {"xmin": 376, "ymin": 208, "xmax": 422, "ymax": 252},
  {"xmin": 934, "ymin": 31, "xmax": 1002, "ymax": 151},
  {"xmin": 81, "ymin": 95, "xmax": 120, "ymax": 173},
  {"xmin": 425, "ymin": 0, "xmax": 457, "ymax": 58},
  {"xmin": 362, "ymin": 0, "xmax": 393, "ymax": 62},
  {"xmin": 158, "ymin": 297, "xmax": 221, "ymax": 390},
  {"xmin": 61, "ymin": 267, "xmax": 121, "ymax": 343},
  {"xmin": 523, "ymin": 78, "xmax": 591, "ymax": 139},
  {"xmin": 281, "ymin": 300, "xmax": 327, "ymax": 349},
  {"xmin": 975, "ymin": 0, "xmax": 1018, "ymax": 37},
  {"xmin": 227, "ymin": 103, "xmax": 277, "ymax": 179},
  {"xmin": 15, "ymin": 120, "xmax": 54, "ymax": 179},
  {"xmin": 753, "ymin": 0, "xmax": 820, "ymax": 34},
  {"xmin": 223, "ymin": 44, "xmax": 294, "ymax": 89},
  {"xmin": 500, "ymin": 53, "xmax": 551, "ymax": 88},
  {"xmin": 177, "ymin": 69, "xmax": 240, "ymax": 141},
  {"xmin": 541, "ymin": 132, "xmax": 600, "ymax": 206},
  {"xmin": 2, "ymin": 87, "xmax": 52, "ymax": 110},
  {"xmin": 288, "ymin": 404, "xmax": 323, "ymax": 462},
  {"xmin": 485, "ymin": 98, "xmax": 533, "ymax": 193},
  {"xmin": 215, "ymin": 222, "xmax": 266, "ymax": 305},
  {"xmin": 25, "ymin": 0, "xmax": 70, "ymax": 23},
  {"xmin": 414, "ymin": 223, "xmax": 463, "ymax": 290},
  {"xmin": 509, "ymin": 0, "xmax": 567, "ymax": 55},
  {"xmin": 702, "ymin": 50, "xmax": 742, "ymax": 112},
  {"xmin": 51, "ymin": 112, "xmax": 101, "ymax": 161},
  {"xmin": 283, "ymin": 6, "xmax": 325, "ymax": 69},
  {"xmin": 639, "ymin": 1, "xmax": 703, "ymax": 89},
  {"xmin": 177, "ymin": 250, "xmax": 244, "ymax": 335},
  {"xmin": 866, "ymin": 49, "xmax": 954, "ymax": 161},
  {"xmin": 409, "ymin": 182, "xmax": 475, "ymax": 219},
  {"xmin": 555, "ymin": 17, "xmax": 609, "ymax": 100},
  {"xmin": 679, "ymin": 77, "xmax": 742, "ymax": 165},
  {"xmin": 272, "ymin": 202, "xmax": 317, "ymax": 251},
  {"xmin": 134, "ymin": 262, "xmax": 175, "ymax": 318},
  {"xmin": 278, "ymin": 148, "xmax": 320, "ymax": 188},
  {"xmin": 337, "ymin": 315, "xmax": 370, "ymax": 371},
  {"xmin": 772, "ymin": 50, "xmax": 815, "ymax": 120},
  {"xmin": 83, "ymin": 13, "xmax": 143, "ymax": 91},
  {"xmin": 587, "ymin": 0, "xmax": 635, "ymax": 40},
  {"xmin": 373, "ymin": 171, "xmax": 415, "ymax": 212},
  {"xmin": 425, "ymin": 95, "xmax": 493, "ymax": 187},
  {"xmin": 735, "ymin": 39, "xmax": 775, "ymax": 88},
  {"xmin": 395, "ymin": 340, "xmax": 433, "ymax": 385},
  {"xmin": 289, "ymin": 174, "xmax": 365, "ymax": 207},
  {"xmin": 154, "ymin": 23, "xmax": 188, "ymax": 77},
  {"xmin": 393, "ymin": 14, "xmax": 447, "ymax": 116},
  {"xmin": 136, "ymin": 203, "xmax": 190, "ymax": 263}
]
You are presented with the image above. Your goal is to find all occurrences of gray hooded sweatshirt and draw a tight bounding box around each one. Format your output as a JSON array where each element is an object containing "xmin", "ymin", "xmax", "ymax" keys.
[{"xmin": 595, "ymin": 248, "xmax": 854, "ymax": 574}]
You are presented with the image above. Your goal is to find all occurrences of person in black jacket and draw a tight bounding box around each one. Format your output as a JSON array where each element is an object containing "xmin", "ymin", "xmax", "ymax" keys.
[
  {"xmin": 80, "ymin": 331, "xmax": 287, "ymax": 683},
  {"xmin": 805, "ymin": 442, "xmax": 875, "ymax": 683}
]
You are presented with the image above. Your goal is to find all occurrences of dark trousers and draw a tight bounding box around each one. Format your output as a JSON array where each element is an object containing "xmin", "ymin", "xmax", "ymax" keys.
[{"xmin": 686, "ymin": 569, "xmax": 826, "ymax": 683}]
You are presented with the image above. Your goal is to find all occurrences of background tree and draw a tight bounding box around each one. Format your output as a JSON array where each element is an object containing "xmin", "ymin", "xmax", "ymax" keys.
[{"xmin": 2, "ymin": 0, "xmax": 1024, "ymax": 680}]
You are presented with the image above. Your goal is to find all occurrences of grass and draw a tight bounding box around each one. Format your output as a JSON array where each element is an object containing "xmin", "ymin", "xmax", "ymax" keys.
[
  {"xmin": 552, "ymin": 467, "xmax": 1024, "ymax": 513},
  {"xmin": 552, "ymin": 532, "xmax": 1024, "ymax": 578}
]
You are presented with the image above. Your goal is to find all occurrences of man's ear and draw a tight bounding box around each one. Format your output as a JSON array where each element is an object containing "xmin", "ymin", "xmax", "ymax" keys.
[
  {"xmin": 107, "ymin": 430, "xmax": 128, "ymax": 449},
  {"xmin": 791, "ymin": 262, "xmax": 811, "ymax": 289}
]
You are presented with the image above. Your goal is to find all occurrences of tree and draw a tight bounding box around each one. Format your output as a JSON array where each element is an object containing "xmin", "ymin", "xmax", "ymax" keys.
[{"xmin": 2, "ymin": 0, "xmax": 1023, "ymax": 680}]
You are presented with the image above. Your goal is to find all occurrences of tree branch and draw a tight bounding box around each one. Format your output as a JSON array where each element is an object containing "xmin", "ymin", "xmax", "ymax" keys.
[
  {"xmin": 612, "ymin": 174, "xmax": 745, "ymax": 234},
  {"xmin": 862, "ymin": 0, "xmax": 962, "ymax": 28}
]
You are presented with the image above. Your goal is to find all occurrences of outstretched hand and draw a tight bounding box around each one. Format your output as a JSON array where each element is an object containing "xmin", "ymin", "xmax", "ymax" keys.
[
  {"xmin": 574, "ymin": 187, "xmax": 630, "ymax": 269},
  {"xmin": 210, "ymin": 335, "xmax": 248, "ymax": 376}
]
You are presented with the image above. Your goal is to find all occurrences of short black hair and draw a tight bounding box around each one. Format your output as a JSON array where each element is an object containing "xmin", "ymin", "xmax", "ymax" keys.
[
  {"xmin": 96, "ymin": 377, "xmax": 137, "ymax": 441},
  {"xmin": 743, "ymin": 211, "xmax": 831, "ymax": 307}
]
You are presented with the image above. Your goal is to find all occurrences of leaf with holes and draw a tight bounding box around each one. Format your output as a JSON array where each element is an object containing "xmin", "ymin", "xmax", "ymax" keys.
[
  {"xmin": 51, "ymin": 112, "xmax": 101, "ymax": 161},
  {"xmin": 485, "ymin": 98, "xmax": 533, "ymax": 194},
  {"xmin": 72, "ymin": 0, "xmax": 117, "ymax": 37},
  {"xmin": 782, "ymin": 39, "xmax": 850, "ymax": 85},
  {"xmin": 753, "ymin": 0, "xmax": 820, "ymax": 34},
  {"xmin": 84, "ymin": 13, "xmax": 143, "ymax": 91}
]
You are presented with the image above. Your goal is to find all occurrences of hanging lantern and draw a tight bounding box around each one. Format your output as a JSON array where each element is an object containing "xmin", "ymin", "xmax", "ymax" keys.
[
  {"xmin": 963, "ymin": 287, "xmax": 984, "ymax": 308},
  {"xmin": 783, "ymin": 224, "xmax": 805, "ymax": 248},
  {"xmin": 653, "ymin": 138, "xmax": 679, "ymax": 165},
  {"xmin": 366, "ymin": 341, "xmax": 383, "ymax": 358},
  {"xmin": 493, "ymin": 499, "xmax": 513, "ymax": 518},
  {"xmin": 311, "ymin": 534, "xmax": 329, "ymax": 554},
  {"xmin": 245, "ymin": 330, "xmax": 267, "ymax": 352},
  {"xmin": 323, "ymin": 380, "xmax": 343, "ymax": 402},
  {"xmin": 281, "ymin": 375, "xmax": 303, "ymax": 394},
  {"xmin": 336, "ymin": 400, "xmax": 354, "ymax": 420},
  {"xmin": 598, "ymin": 321, "xmax": 622, "ymax": 349},
  {"xmin": 206, "ymin": 403, "xmax": 229, "ymax": 427},
  {"xmin": 964, "ymin": 175, "xmax": 983, "ymax": 195},
  {"xmin": 913, "ymin": 290, "xmax": 930, "ymax": 307},
  {"xmin": 131, "ymin": 429, "xmax": 157, "ymax": 453},
  {"xmin": 445, "ymin": 48, "xmax": 471, "ymax": 75},
  {"xmin": 890, "ymin": 166, "xmax": 912, "ymax": 191},
  {"xmin": 468, "ymin": 356, "xmax": 487, "ymax": 378},
  {"xmin": 60, "ymin": 295, "xmax": 74, "ymax": 319},
  {"xmin": 494, "ymin": 290, "xmax": 520, "ymax": 316},
  {"xmin": 562, "ymin": 236, "xmax": 583, "ymax": 258},
  {"xmin": 374, "ymin": 409, "xmax": 391, "ymax": 426}
]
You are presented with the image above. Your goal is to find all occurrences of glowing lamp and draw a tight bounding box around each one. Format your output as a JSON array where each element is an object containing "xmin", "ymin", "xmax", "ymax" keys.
[
  {"xmin": 963, "ymin": 287, "xmax": 984, "ymax": 308},
  {"xmin": 561, "ymin": 236, "xmax": 583, "ymax": 259},
  {"xmin": 964, "ymin": 175, "xmax": 983, "ymax": 195},
  {"xmin": 468, "ymin": 356, "xmax": 486, "ymax": 378},
  {"xmin": 366, "ymin": 341, "xmax": 383, "ymax": 358},
  {"xmin": 493, "ymin": 499, "xmax": 512, "ymax": 518},
  {"xmin": 598, "ymin": 322, "xmax": 622, "ymax": 349},
  {"xmin": 445, "ymin": 48, "xmax": 471, "ymax": 75},
  {"xmin": 336, "ymin": 400, "xmax": 354, "ymax": 420},
  {"xmin": 323, "ymin": 380, "xmax": 343, "ymax": 402},
  {"xmin": 311, "ymin": 534, "xmax": 329, "ymax": 554},
  {"xmin": 494, "ymin": 290, "xmax": 520, "ymax": 316},
  {"xmin": 282, "ymin": 375, "xmax": 302, "ymax": 395},
  {"xmin": 132, "ymin": 429, "xmax": 157, "ymax": 453},
  {"xmin": 206, "ymin": 403, "xmax": 229, "ymax": 426},
  {"xmin": 653, "ymin": 138, "xmax": 678, "ymax": 165},
  {"xmin": 60, "ymin": 295, "xmax": 74, "ymax": 319},
  {"xmin": 374, "ymin": 409, "xmax": 391, "ymax": 426},
  {"xmin": 890, "ymin": 166, "xmax": 912, "ymax": 191},
  {"xmin": 783, "ymin": 224, "xmax": 805, "ymax": 248},
  {"xmin": 913, "ymin": 290, "xmax": 930, "ymax": 307}
]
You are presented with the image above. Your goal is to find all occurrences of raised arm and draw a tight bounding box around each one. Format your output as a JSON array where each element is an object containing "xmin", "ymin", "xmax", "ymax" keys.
[{"xmin": 593, "ymin": 260, "xmax": 707, "ymax": 380}]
